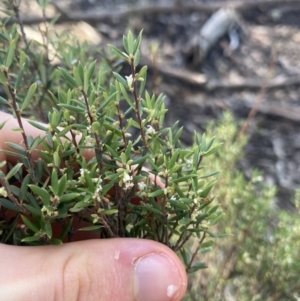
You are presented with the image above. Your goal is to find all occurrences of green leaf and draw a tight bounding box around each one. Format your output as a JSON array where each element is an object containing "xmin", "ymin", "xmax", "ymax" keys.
[
  {"xmin": 58, "ymin": 218, "xmax": 73, "ymax": 241},
  {"xmin": 29, "ymin": 185, "xmax": 50, "ymax": 205},
  {"xmin": 34, "ymin": 158, "xmax": 44, "ymax": 183},
  {"xmin": 45, "ymin": 221, "xmax": 52, "ymax": 238},
  {"xmin": 59, "ymin": 67, "xmax": 78, "ymax": 88},
  {"xmin": 199, "ymin": 170, "xmax": 220, "ymax": 179},
  {"xmin": 180, "ymin": 248, "xmax": 191, "ymax": 266},
  {"xmin": 21, "ymin": 215, "xmax": 39, "ymax": 232},
  {"xmin": 87, "ymin": 60, "xmax": 96, "ymax": 81},
  {"xmin": 83, "ymin": 67, "xmax": 89, "ymax": 93},
  {"xmin": 11, "ymin": 127, "xmax": 23, "ymax": 132},
  {"xmin": 209, "ymin": 212, "xmax": 223, "ymax": 226},
  {"xmin": 21, "ymin": 82, "xmax": 37, "ymax": 111},
  {"xmin": 200, "ymin": 240, "xmax": 214, "ymax": 249},
  {"xmin": 138, "ymin": 69, "xmax": 147, "ymax": 96},
  {"xmin": 123, "ymin": 35, "xmax": 129, "ymax": 53},
  {"xmin": 102, "ymin": 209, "xmax": 118, "ymax": 215},
  {"xmin": 73, "ymin": 66, "xmax": 82, "ymax": 86},
  {"xmin": 98, "ymin": 91, "xmax": 117, "ymax": 111},
  {"xmin": 127, "ymin": 30, "xmax": 134, "ymax": 54},
  {"xmin": 0, "ymin": 198, "xmax": 22, "ymax": 212},
  {"xmin": 27, "ymin": 120, "xmax": 48, "ymax": 131},
  {"xmin": 132, "ymin": 155, "xmax": 149, "ymax": 166},
  {"xmin": 23, "ymin": 204, "xmax": 41, "ymax": 215},
  {"xmin": 19, "ymin": 174, "xmax": 31, "ymax": 200},
  {"xmin": 58, "ymin": 174, "xmax": 67, "ymax": 196},
  {"xmin": 169, "ymin": 200, "xmax": 189, "ymax": 210},
  {"xmin": 28, "ymin": 136, "xmax": 45, "ymax": 152},
  {"xmin": 59, "ymin": 193, "xmax": 80, "ymax": 203},
  {"xmin": 168, "ymin": 149, "xmax": 179, "ymax": 170},
  {"xmin": 148, "ymin": 189, "xmax": 164, "ymax": 198},
  {"xmin": 5, "ymin": 162, "xmax": 23, "ymax": 180},
  {"xmin": 79, "ymin": 225, "xmax": 102, "ymax": 231},
  {"xmin": 142, "ymin": 204, "xmax": 162, "ymax": 215},
  {"xmin": 134, "ymin": 49, "xmax": 140, "ymax": 67},
  {"xmin": 0, "ymin": 149, "xmax": 26, "ymax": 159},
  {"xmin": 0, "ymin": 96, "xmax": 8, "ymax": 105},
  {"xmin": 178, "ymin": 217, "xmax": 190, "ymax": 225},
  {"xmin": 38, "ymin": 0, "xmax": 50, "ymax": 9},
  {"xmin": 133, "ymin": 30, "xmax": 143, "ymax": 54},
  {"xmin": 14, "ymin": 65, "xmax": 25, "ymax": 89},
  {"xmin": 199, "ymin": 181, "xmax": 216, "ymax": 198},
  {"xmin": 57, "ymin": 103, "xmax": 85, "ymax": 113},
  {"xmin": 171, "ymin": 174, "xmax": 197, "ymax": 184},
  {"xmin": 173, "ymin": 127, "xmax": 183, "ymax": 145},
  {"xmin": 204, "ymin": 144, "xmax": 222, "ymax": 157},
  {"xmin": 206, "ymin": 136, "xmax": 215, "ymax": 151},
  {"xmin": 0, "ymin": 32, "xmax": 9, "ymax": 42},
  {"xmin": 108, "ymin": 44, "xmax": 129, "ymax": 61},
  {"xmin": 51, "ymin": 170, "xmax": 59, "ymax": 195},
  {"xmin": 118, "ymin": 82, "xmax": 134, "ymax": 107},
  {"xmin": 70, "ymin": 200, "xmax": 91, "ymax": 211},
  {"xmin": 0, "ymin": 120, "xmax": 7, "ymax": 130},
  {"xmin": 188, "ymin": 262, "xmax": 207, "ymax": 273},
  {"xmin": 5, "ymin": 39, "xmax": 16, "ymax": 68},
  {"xmin": 6, "ymin": 142, "xmax": 25, "ymax": 153},
  {"xmin": 0, "ymin": 70, "xmax": 7, "ymax": 84},
  {"xmin": 21, "ymin": 235, "xmax": 41, "ymax": 243},
  {"xmin": 113, "ymin": 72, "xmax": 128, "ymax": 88},
  {"xmin": 2, "ymin": 214, "xmax": 19, "ymax": 243},
  {"xmin": 56, "ymin": 125, "xmax": 73, "ymax": 137},
  {"xmin": 50, "ymin": 238, "xmax": 62, "ymax": 245}
]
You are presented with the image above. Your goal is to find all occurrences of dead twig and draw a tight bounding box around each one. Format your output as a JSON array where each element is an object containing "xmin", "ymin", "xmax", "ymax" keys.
[
  {"xmin": 237, "ymin": 48, "xmax": 276, "ymax": 139},
  {"xmin": 141, "ymin": 57, "xmax": 300, "ymax": 92}
]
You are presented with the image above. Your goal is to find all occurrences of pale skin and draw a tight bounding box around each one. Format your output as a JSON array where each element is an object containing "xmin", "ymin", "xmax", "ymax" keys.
[{"xmin": 0, "ymin": 111, "xmax": 187, "ymax": 301}]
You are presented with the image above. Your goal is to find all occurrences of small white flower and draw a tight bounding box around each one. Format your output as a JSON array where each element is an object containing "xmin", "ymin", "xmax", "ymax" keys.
[
  {"xmin": 96, "ymin": 184, "xmax": 102, "ymax": 193},
  {"xmin": 125, "ymin": 74, "xmax": 133, "ymax": 90},
  {"xmin": 123, "ymin": 172, "xmax": 134, "ymax": 191},
  {"xmin": 0, "ymin": 187, "xmax": 7, "ymax": 198},
  {"xmin": 84, "ymin": 135, "xmax": 96, "ymax": 147},
  {"xmin": 123, "ymin": 172, "xmax": 133, "ymax": 183},
  {"xmin": 146, "ymin": 125, "xmax": 156, "ymax": 135},
  {"xmin": 124, "ymin": 181, "xmax": 134, "ymax": 190},
  {"xmin": 170, "ymin": 195, "xmax": 177, "ymax": 201},
  {"xmin": 80, "ymin": 168, "xmax": 85, "ymax": 177},
  {"xmin": 138, "ymin": 182, "xmax": 146, "ymax": 191}
]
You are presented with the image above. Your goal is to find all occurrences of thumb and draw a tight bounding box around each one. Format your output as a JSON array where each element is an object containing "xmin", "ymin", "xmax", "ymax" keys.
[{"xmin": 0, "ymin": 239, "xmax": 187, "ymax": 301}]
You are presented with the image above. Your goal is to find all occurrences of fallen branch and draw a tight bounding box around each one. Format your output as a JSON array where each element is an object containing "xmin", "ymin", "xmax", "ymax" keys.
[
  {"xmin": 142, "ymin": 57, "xmax": 300, "ymax": 91},
  {"xmin": 207, "ymin": 75, "xmax": 300, "ymax": 91},
  {"xmin": 243, "ymin": 101, "xmax": 300, "ymax": 123}
]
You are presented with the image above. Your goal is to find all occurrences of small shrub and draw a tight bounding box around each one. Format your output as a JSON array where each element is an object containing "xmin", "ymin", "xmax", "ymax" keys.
[
  {"xmin": 184, "ymin": 113, "xmax": 300, "ymax": 301},
  {"xmin": 0, "ymin": 0, "xmax": 222, "ymax": 274}
]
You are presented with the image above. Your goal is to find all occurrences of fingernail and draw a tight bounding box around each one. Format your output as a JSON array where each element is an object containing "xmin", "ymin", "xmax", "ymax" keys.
[{"xmin": 134, "ymin": 253, "xmax": 183, "ymax": 301}]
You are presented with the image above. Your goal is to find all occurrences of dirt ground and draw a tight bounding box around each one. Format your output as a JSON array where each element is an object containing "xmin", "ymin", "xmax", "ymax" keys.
[{"xmin": 12, "ymin": 0, "xmax": 300, "ymax": 207}]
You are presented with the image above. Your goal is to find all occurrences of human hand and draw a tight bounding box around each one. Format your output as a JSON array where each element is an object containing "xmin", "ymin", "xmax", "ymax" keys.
[
  {"xmin": 0, "ymin": 239, "xmax": 187, "ymax": 301},
  {"xmin": 0, "ymin": 111, "xmax": 187, "ymax": 301}
]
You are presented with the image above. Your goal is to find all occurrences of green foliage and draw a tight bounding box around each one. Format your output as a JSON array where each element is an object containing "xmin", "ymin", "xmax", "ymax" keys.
[
  {"xmin": 184, "ymin": 113, "xmax": 300, "ymax": 301},
  {"xmin": 0, "ymin": 1, "xmax": 221, "ymax": 273}
]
